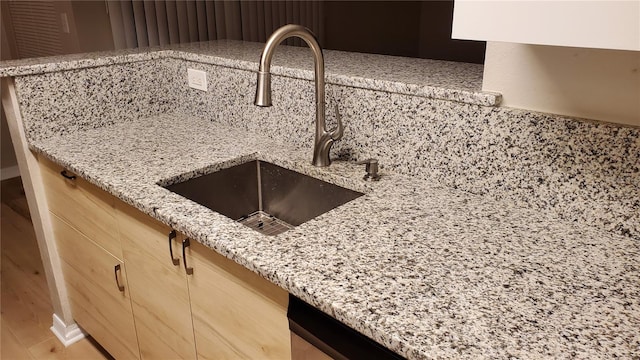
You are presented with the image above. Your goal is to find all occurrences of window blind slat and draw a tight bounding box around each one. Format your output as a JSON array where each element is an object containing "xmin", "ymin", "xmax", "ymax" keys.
[
  {"xmin": 214, "ymin": 1, "xmax": 226, "ymax": 39},
  {"xmin": 196, "ymin": 0, "xmax": 208, "ymax": 41},
  {"xmin": 143, "ymin": 1, "xmax": 159, "ymax": 46},
  {"xmin": 120, "ymin": 1, "xmax": 138, "ymax": 48},
  {"xmin": 165, "ymin": 1, "xmax": 180, "ymax": 44},
  {"xmin": 154, "ymin": 0, "xmax": 170, "ymax": 45},
  {"xmin": 8, "ymin": 0, "xmax": 64, "ymax": 57},
  {"xmin": 175, "ymin": 1, "xmax": 189, "ymax": 43},
  {"xmin": 132, "ymin": 1, "xmax": 149, "ymax": 47},
  {"xmin": 205, "ymin": 0, "xmax": 217, "ymax": 40},
  {"xmin": 186, "ymin": 0, "xmax": 199, "ymax": 42}
]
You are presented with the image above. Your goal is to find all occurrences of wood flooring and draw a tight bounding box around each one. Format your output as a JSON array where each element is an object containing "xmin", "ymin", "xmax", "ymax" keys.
[{"xmin": 1, "ymin": 177, "xmax": 111, "ymax": 360}]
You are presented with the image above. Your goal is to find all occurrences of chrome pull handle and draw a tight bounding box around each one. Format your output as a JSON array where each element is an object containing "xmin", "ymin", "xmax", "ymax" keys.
[
  {"xmin": 182, "ymin": 238, "xmax": 194, "ymax": 275},
  {"xmin": 168, "ymin": 230, "xmax": 179, "ymax": 266},
  {"xmin": 60, "ymin": 170, "xmax": 77, "ymax": 180},
  {"xmin": 114, "ymin": 264, "xmax": 125, "ymax": 292},
  {"xmin": 356, "ymin": 158, "xmax": 381, "ymax": 181}
]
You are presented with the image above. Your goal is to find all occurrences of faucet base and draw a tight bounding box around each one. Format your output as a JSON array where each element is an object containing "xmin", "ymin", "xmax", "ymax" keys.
[
  {"xmin": 312, "ymin": 138, "xmax": 335, "ymax": 167},
  {"xmin": 312, "ymin": 159, "xmax": 331, "ymax": 167}
]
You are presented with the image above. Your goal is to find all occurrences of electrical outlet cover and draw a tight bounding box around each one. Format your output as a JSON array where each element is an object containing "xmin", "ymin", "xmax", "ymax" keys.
[{"xmin": 187, "ymin": 69, "xmax": 207, "ymax": 91}]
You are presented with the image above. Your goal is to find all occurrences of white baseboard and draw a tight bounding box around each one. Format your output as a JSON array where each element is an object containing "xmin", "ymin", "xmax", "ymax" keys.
[
  {"xmin": 50, "ymin": 313, "xmax": 86, "ymax": 347},
  {"xmin": 0, "ymin": 165, "xmax": 20, "ymax": 180}
]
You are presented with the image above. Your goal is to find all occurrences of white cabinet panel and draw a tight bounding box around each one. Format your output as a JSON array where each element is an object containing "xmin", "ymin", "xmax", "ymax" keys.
[{"xmin": 452, "ymin": 0, "xmax": 640, "ymax": 51}]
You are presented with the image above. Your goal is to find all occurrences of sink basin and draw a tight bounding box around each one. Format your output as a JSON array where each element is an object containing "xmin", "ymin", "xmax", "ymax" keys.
[{"xmin": 163, "ymin": 160, "xmax": 363, "ymax": 235}]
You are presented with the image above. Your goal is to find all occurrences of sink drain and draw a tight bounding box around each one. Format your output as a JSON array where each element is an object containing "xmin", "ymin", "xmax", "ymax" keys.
[{"xmin": 237, "ymin": 211, "xmax": 294, "ymax": 236}]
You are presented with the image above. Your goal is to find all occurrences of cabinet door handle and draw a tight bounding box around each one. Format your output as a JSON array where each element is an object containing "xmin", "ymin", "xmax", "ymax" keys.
[
  {"xmin": 182, "ymin": 238, "xmax": 194, "ymax": 275},
  {"xmin": 168, "ymin": 230, "xmax": 179, "ymax": 266},
  {"xmin": 60, "ymin": 170, "xmax": 77, "ymax": 180},
  {"xmin": 114, "ymin": 264, "xmax": 125, "ymax": 292}
]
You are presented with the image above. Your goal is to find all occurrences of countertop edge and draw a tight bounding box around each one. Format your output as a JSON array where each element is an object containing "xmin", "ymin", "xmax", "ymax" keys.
[{"xmin": 1, "ymin": 47, "xmax": 500, "ymax": 107}]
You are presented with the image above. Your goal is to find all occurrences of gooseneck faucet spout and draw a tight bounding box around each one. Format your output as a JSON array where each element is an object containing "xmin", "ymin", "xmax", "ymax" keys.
[{"xmin": 255, "ymin": 24, "xmax": 343, "ymax": 167}]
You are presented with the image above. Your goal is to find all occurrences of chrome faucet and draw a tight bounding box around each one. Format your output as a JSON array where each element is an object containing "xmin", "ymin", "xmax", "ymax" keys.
[{"xmin": 255, "ymin": 24, "xmax": 343, "ymax": 167}]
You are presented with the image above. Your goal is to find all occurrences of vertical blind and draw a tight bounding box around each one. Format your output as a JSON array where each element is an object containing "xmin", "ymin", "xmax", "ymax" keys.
[
  {"xmin": 107, "ymin": 0, "xmax": 324, "ymax": 49},
  {"xmin": 6, "ymin": 0, "xmax": 65, "ymax": 58}
]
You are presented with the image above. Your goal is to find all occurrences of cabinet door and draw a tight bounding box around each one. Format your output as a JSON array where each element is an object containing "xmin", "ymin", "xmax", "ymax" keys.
[
  {"xmin": 51, "ymin": 213, "xmax": 140, "ymax": 360},
  {"xmin": 116, "ymin": 202, "xmax": 197, "ymax": 360},
  {"xmin": 40, "ymin": 156, "xmax": 123, "ymax": 260},
  {"xmin": 186, "ymin": 239, "xmax": 291, "ymax": 360}
]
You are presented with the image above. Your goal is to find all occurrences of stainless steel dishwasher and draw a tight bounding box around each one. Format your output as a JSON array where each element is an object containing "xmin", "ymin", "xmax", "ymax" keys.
[{"xmin": 288, "ymin": 296, "xmax": 405, "ymax": 360}]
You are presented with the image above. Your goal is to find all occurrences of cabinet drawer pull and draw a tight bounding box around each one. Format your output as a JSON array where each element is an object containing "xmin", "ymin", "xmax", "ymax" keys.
[
  {"xmin": 60, "ymin": 170, "xmax": 77, "ymax": 180},
  {"xmin": 182, "ymin": 238, "xmax": 194, "ymax": 275},
  {"xmin": 168, "ymin": 230, "xmax": 180, "ymax": 266},
  {"xmin": 114, "ymin": 264, "xmax": 125, "ymax": 292}
]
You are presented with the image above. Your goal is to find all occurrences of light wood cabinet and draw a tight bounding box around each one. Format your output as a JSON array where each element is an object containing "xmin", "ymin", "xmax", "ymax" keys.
[
  {"xmin": 186, "ymin": 239, "xmax": 291, "ymax": 359},
  {"xmin": 40, "ymin": 157, "xmax": 123, "ymax": 260},
  {"xmin": 50, "ymin": 212, "xmax": 140, "ymax": 360},
  {"xmin": 40, "ymin": 156, "xmax": 291, "ymax": 360},
  {"xmin": 116, "ymin": 202, "xmax": 197, "ymax": 360}
]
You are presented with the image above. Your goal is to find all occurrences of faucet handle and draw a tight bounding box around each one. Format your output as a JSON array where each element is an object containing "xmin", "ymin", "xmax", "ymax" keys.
[
  {"xmin": 356, "ymin": 158, "xmax": 381, "ymax": 181},
  {"xmin": 329, "ymin": 104, "xmax": 344, "ymax": 141}
]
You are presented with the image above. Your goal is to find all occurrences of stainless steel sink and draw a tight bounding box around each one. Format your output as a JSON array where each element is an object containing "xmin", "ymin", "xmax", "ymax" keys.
[{"xmin": 163, "ymin": 160, "xmax": 363, "ymax": 235}]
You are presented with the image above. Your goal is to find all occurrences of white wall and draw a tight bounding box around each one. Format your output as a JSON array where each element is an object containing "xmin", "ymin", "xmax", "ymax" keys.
[{"xmin": 483, "ymin": 42, "xmax": 640, "ymax": 127}]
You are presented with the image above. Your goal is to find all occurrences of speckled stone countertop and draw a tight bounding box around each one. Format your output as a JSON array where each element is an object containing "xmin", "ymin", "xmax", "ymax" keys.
[
  {"xmin": 0, "ymin": 40, "xmax": 499, "ymax": 106},
  {"xmin": 30, "ymin": 114, "xmax": 639, "ymax": 359}
]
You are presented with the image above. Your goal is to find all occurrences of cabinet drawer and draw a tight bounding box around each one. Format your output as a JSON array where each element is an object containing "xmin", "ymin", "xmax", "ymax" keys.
[
  {"xmin": 39, "ymin": 156, "xmax": 122, "ymax": 260},
  {"xmin": 52, "ymin": 213, "xmax": 140, "ymax": 360}
]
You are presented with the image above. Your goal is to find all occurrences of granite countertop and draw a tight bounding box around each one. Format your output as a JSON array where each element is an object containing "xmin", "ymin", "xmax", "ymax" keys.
[
  {"xmin": 30, "ymin": 114, "xmax": 640, "ymax": 359},
  {"xmin": 0, "ymin": 40, "xmax": 500, "ymax": 106}
]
